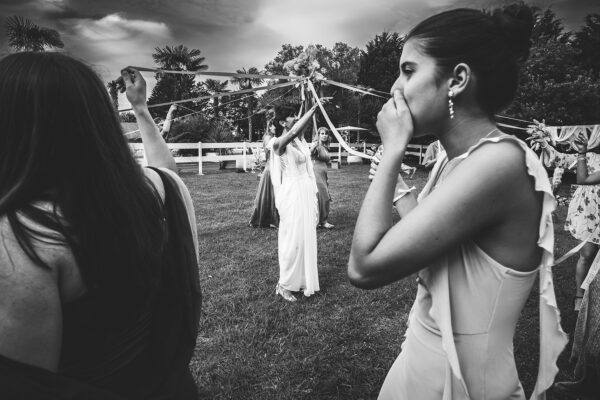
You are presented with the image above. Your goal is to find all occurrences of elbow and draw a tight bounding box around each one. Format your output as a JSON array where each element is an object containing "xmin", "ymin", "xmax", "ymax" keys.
[{"xmin": 347, "ymin": 254, "xmax": 382, "ymax": 290}]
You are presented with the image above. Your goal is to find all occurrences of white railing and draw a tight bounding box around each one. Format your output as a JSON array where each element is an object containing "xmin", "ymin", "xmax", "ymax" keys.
[
  {"xmin": 129, "ymin": 141, "xmax": 425, "ymax": 175},
  {"xmin": 329, "ymin": 143, "xmax": 425, "ymax": 164}
]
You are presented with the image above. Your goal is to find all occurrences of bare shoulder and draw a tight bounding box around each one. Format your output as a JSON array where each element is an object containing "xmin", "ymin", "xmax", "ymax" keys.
[
  {"xmin": 459, "ymin": 139, "xmax": 534, "ymax": 194},
  {"xmin": 0, "ymin": 215, "xmax": 62, "ymax": 371}
]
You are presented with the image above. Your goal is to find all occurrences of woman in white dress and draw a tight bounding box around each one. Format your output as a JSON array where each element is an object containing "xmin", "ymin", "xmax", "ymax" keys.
[{"xmin": 270, "ymin": 105, "xmax": 320, "ymax": 302}]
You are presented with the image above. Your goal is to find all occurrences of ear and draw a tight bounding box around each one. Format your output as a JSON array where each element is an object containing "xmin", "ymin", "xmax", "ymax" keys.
[
  {"xmin": 447, "ymin": 63, "xmax": 471, "ymax": 97},
  {"xmin": 279, "ymin": 120, "xmax": 286, "ymax": 127}
]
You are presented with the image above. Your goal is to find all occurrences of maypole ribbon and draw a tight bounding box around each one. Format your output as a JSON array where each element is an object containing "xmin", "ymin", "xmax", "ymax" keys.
[
  {"xmin": 126, "ymin": 66, "xmax": 303, "ymax": 81},
  {"xmin": 320, "ymin": 79, "xmax": 388, "ymax": 99},
  {"xmin": 118, "ymin": 79, "xmax": 302, "ymax": 113},
  {"xmin": 307, "ymin": 80, "xmax": 374, "ymax": 160}
]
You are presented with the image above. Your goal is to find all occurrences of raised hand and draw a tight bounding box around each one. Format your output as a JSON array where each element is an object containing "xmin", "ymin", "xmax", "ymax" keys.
[
  {"xmin": 574, "ymin": 132, "xmax": 588, "ymax": 154},
  {"xmin": 120, "ymin": 68, "xmax": 147, "ymax": 110},
  {"xmin": 376, "ymin": 90, "xmax": 413, "ymax": 158}
]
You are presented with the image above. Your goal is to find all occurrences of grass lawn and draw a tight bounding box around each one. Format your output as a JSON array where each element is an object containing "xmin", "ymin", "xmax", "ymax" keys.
[{"xmin": 181, "ymin": 163, "xmax": 581, "ymax": 400}]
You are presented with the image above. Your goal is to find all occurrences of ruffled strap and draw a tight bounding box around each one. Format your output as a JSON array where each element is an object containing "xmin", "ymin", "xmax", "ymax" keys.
[{"xmin": 465, "ymin": 135, "xmax": 568, "ymax": 400}]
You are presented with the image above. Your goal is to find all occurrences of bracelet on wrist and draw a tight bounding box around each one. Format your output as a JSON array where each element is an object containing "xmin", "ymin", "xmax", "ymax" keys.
[{"xmin": 393, "ymin": 186, "xmax": 416, "ymax": 205}]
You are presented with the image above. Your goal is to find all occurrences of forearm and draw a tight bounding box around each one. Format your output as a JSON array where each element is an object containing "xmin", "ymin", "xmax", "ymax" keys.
[
  {"xmin": 134, "ymin": 105, "xmax": 177, "ymax": 172},
  {"xmin": 275, "ymin": 105, "xmax": 318, "ymax": 153},
  {"xmin": 351, "ymin": 151, "xmax": 405, "ymax": 262},
  {"xmin": 160, "ymin": 105, "xmax": 176, "ymax": 136},
  {"xmin": 393, "ymin": 191, "xmax": 418, "ymax": 217}
]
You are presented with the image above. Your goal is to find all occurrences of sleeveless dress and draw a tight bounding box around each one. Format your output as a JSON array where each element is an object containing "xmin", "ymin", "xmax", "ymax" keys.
[
  {"xmin": 269, "ymin": 137, "xmax": 319, "ymax": 296},
  {"xmin": 0, "ymin": 167, "xmax": 201, "ymax": 399},
  {"xmin": 378, "ymin": 135, "xmax": 567, "ymax": 400},
  {"xmin": 543, "ymin": 148, "xmax": 600, "ymax": 244},
  {"xmin": 249, "ymin": 146, "xmax": 280, "ymax": 228},
  {"xmin": 311, "ymin": 144, "xmax": 332, "ymax": 225}
]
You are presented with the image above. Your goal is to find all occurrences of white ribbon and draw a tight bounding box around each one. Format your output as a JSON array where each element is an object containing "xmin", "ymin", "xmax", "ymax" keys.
[{"xmin": 306, "ymin": 80, "xmax": 374, "ymax": 160}]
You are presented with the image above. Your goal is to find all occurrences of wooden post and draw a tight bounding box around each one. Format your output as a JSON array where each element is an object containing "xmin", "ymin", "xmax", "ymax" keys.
[
  {"xmin": 338, "ymin": 143, "xmax": 342, "ymax": 167},
  {"xmin": 242, "ymin": 142, "xmax": 247, "ymax": 171},
  {"xmin": 198, "ymin": 142, "xmax": 204, "ymax": 175}
]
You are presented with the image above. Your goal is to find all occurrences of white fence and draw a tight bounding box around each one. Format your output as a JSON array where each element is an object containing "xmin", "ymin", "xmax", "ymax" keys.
[{"xmin": 129, "ymin": 142, "xmax": 425, "ymax": 175}]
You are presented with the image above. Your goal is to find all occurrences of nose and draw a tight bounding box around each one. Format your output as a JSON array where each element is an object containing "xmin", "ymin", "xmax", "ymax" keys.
[{"xmin": 390, "ymin": 76, "xmax": 402, "ymax": 96}]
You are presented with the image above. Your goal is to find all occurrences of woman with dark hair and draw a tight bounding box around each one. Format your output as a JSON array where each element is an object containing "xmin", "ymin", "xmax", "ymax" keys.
[
  {"xmin": 311, "ymin": 127, "xmax": 334, "ymax": 229},
  {"xmin": 249, "ymin": 110, "xmax": 280, "ymax": 228},
  {"xmin": 270, "ymin": 104, "xmax": 320, "ymax": 302},
  {"xmin": 539, "ymin": 140, "xmax": 600, "ymax": 312},
  {"xmin": 552, "ymin": 132, "xmax": 600, "ymax": 399},
  {"xmin": 348, "ymin": 5, "xmax": 567, "ymax": 399},
  {"xmin": 0, "ymin": 53, "xmax": 200, "ymax": 399}
]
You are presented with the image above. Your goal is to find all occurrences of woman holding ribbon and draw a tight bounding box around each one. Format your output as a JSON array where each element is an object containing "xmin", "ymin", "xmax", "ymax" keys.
[
  {"xmin": 0, "ymin": 53, "xmax": 200, "ymax": 398},
  {"xmin": 349, "ymin": 5, "xmax": 566, "ymax": 399},
  {"xmin": 553, "ymin": 132, "xmax": 600, "ymax": 399},
  {"xmin": 311, "ymin": 127, "xmax": 334, "ymax": 229},
  {"xmin": 539, "ymin": 138, "xmax": 600, "ymax": 312},
  {"xmin": 270, "ymin": 105, "xmax": 320, "ymax": 302}
]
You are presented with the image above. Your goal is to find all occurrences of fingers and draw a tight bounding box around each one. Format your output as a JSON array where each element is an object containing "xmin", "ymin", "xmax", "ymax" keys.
[
  {"xmin": 120, "ymin": 68, "xmax": 134, "ymax": 86},
  {"xmin": 368, "ymin": 157, "xmax": 379, "ymax": 181},
  {"xmin": 392, "ymin": 90, "xmax": 407, "ymax": 110}
]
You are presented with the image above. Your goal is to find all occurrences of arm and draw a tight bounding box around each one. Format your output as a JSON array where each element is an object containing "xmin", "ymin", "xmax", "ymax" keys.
[
  {"xmin": 349, "ymin": 141, "xmax": 527, "ymax": 289},
  {"xmin": 273, "ymin": 104, "xmax": 319, "ymax": 155},
  {"xmin": 368, "ymin": 158, "xmax": 418, "ymax": 218},
  {"xmin": 160, "ymin": 104, "xmax": 177, "ymax": 137},
  {"xmin": 121, "ymin": 68, "xmax": 177, "ymax": 172},
  {"xmin": 540, "ymin": 145, "xmax": 575, "ymax": 169}
]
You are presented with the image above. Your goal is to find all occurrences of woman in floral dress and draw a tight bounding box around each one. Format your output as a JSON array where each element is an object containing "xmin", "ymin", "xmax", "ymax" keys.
[{"xmin": 542, "ymin": 143, "xmax": 600, "ymax": 311}]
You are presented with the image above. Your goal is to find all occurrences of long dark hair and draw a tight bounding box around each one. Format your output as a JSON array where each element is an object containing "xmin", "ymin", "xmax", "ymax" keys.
[
  {"xmin": 0, "ymin": 52, "xmax": 164, "ymax": 291},
  {"xmin": 406, "ymin": 4, "xmax": 534, "ymax": 115}
]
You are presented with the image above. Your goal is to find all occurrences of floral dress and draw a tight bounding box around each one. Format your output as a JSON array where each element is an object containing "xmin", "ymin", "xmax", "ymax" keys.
[{"xmin": 544, "ymin": 148, "xmax": 600, "ymax": 244}]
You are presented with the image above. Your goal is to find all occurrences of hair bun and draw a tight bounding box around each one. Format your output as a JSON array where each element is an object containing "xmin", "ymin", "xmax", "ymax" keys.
[{"xmin": 491, "ymin": 4, "xmax": 534, "ymax": 62}]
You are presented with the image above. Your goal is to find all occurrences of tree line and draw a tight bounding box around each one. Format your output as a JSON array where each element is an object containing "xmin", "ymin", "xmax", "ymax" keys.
[{"xmin": 4, "ymin": 5, "xmax": 600, "ymax": 144}]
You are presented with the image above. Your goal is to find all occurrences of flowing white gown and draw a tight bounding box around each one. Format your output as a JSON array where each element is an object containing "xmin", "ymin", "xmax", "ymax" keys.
[{"xmin": 269, "ymin": 137, "xmax": 319, "ymax": 296}]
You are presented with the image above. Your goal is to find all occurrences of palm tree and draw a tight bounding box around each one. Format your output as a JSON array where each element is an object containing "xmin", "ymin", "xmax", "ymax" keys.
[
  {"xmin": 231, "ymin": 67, "xmax": 263, "ymax": 141},
  {"xmin": 149, "ymin": 44, "xmax": 208, "ymax": 116},
  {"xmin": 152, "ymin": 44, "xmax": 208, "ymax": 71},
  {"xmin": 5, "ymin": 15, "xmax": 64, "ymax": 52},
  {"xmin": 106, "ymin": 80, "xmax": 119, "ymax": 111},
  {"xmin": 203, "ymin": 79, "xmax": 229, "ymax": 118}
]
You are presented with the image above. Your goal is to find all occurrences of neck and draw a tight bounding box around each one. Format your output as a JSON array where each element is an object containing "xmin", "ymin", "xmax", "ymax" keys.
[{"xmin": 437, "ymin": 115, "xmax": 498, "ymax": 159}]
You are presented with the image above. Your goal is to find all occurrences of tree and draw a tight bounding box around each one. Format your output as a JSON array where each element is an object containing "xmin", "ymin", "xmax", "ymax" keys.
[
  {"xmin": 531, "ymin": 8, "xmax": 569, "ymax": 43},
  {"xmin": 507, "ymin": 32, "xmax": 600, "ymax": 125},
  {"xmin": 148, "ymin": 44, "xmax": 208, "ymax": 117},
  {"xmin": 5, "ymin": 15, "xmax": 64, "ymax": 52},
  {"xmin": 202, "ymin": 79, "xmax": 229, "ymax": 119},
  {"xmin": 106, "ymin": 80, "xmax": 119, "ymax": 111},
  {"xmin": 231, "ymin": 67, "xmax": 263, "ymax": 141},
  {"xmin": 357, "ymin": 31, "xmax": 404, "ymax": 93},
  {"xmin": 573, "ymin": 14, "xmax": 600, "ymax": 77}
]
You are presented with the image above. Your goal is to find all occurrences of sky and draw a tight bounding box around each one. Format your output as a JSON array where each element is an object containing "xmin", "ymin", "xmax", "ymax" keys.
[{"xmin": 1, "ymin": 0, "xmax": 598, "ymax": 109}]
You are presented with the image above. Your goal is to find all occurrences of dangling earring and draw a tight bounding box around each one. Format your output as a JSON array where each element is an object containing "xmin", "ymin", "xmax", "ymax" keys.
[{"xmin": 448, "ymin": 89, "xmax": 455, "ymax": 119}]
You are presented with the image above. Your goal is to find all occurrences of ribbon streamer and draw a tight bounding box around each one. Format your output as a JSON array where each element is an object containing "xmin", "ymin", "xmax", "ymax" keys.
[
  {"xmin": 126, "ymin": 66, "xmax": 303, "ymax": 81},
  {"xmin": 118, "ymin": 79, "xmax": 302, "ymax": 112},
  {"xmin": 321, "ymin": 79, "xmax": 388, "ymax": 99},
  {"xmin": 307, "ymin": 80, "xmax": 374, "ymax": 160}
]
